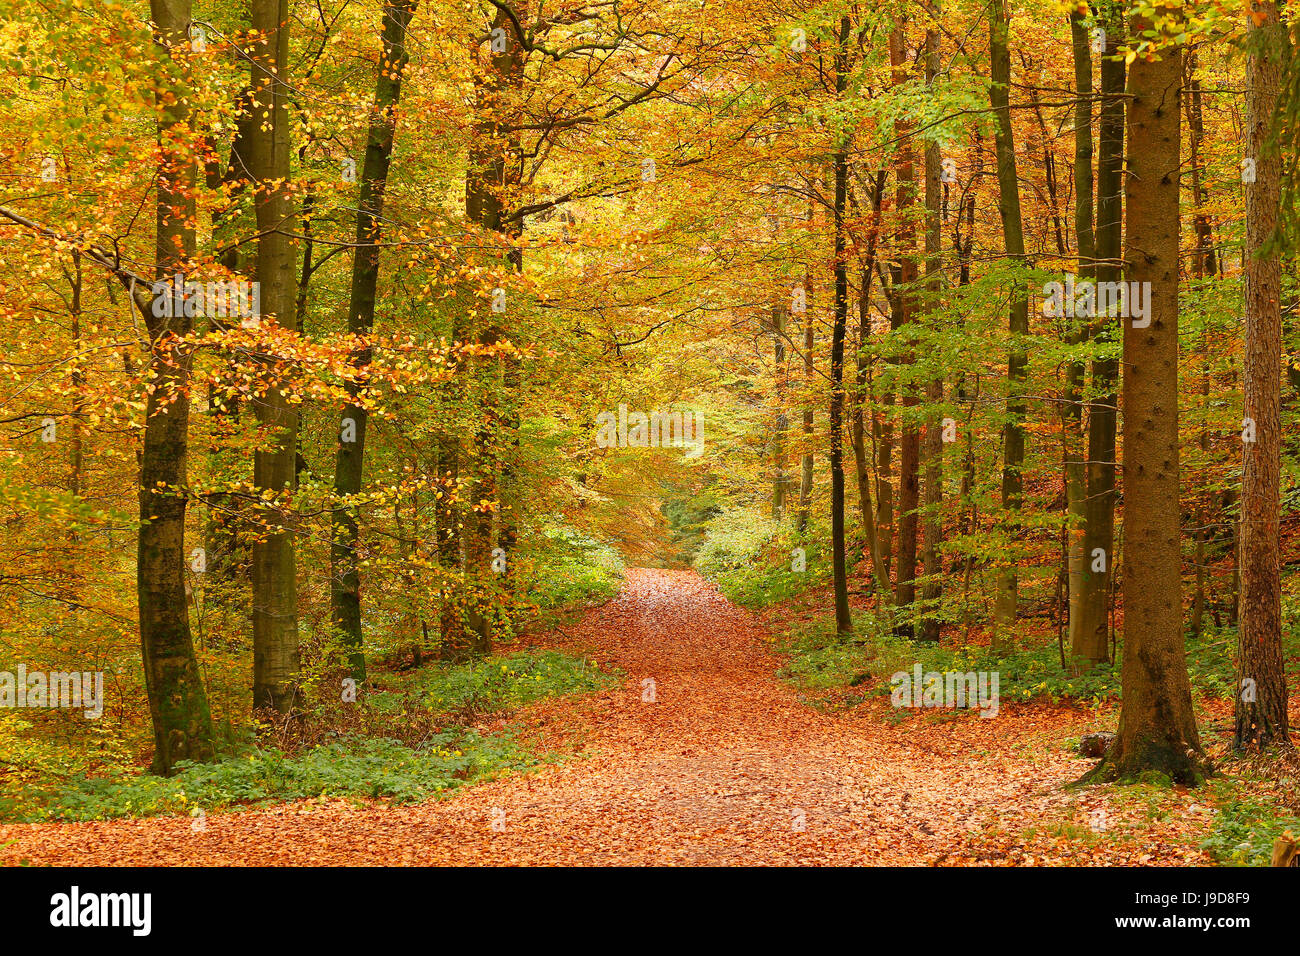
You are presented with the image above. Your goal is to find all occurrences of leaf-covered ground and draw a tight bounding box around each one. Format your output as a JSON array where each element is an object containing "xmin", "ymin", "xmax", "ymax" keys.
[{"xmin": 0, "ymin": 569, "xmax": 1219, "ymax": 865}]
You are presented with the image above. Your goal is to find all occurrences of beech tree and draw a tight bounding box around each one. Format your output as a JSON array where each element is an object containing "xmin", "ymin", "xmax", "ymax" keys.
[
  {"xmin": 988, "ymin": 0, "xmax": 1029, "ymax": 647},
  {"xmin": 1096, "ymin": 7, "xmax": 1205, "ymax": 783},
  {"xmin": 248, "ymin": 0, "xmax": 302, "ymax": 712},
  {"xmin": 331, "ymin": 0, "xmax": 419, "ymax": 684}
]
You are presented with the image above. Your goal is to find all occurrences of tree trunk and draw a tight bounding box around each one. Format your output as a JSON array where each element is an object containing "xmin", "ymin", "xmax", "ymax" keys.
[
  {"xmin": 1078, "ymin": 7, "xmax": 1125, "ymax": 666},
  {"xmin": 1186, "ymin": 46, "xmax": 1215, "ymax": 639},
  {"xmin": 203, "ymin": 89, "xmax": 255, "ymax": 589},
  {"xmin": 140, "ymin": 0, "xmax": 216, "ymax": 772},
  {"xmin": 1184, "ymin": 49, "xmax": 1219, "ymax": 278},
  {"xmin": 890, "ymin": 24, "xmax": 920, "ymax": 627},
  {"xmin": 248, "ymin": 0, "xmax": 302, "ymax": 713},
  {"xmin": 853, "ymin": 171, "xmax": 889, "ymax": 593},
  {"xmin": 989, "ymin": 0, "xmax": 1029, "ymax": 646},
  {"xmin": 771, "ymin": 304, "xmax": 789, "ymax": 520},
  {"xmin": 797, "ymin": 270, "xmax": 814, "ymax": 533},
  {"xmin": 460, "ymin": 4, "xmax": 526, "ymax": 657},
  {"xmin": 829, "ymin": 16, "xmax": 853, "ymax": 636},
  {"xmin": 918, "ymin": 20, "xmax": 944, "ymax": 643},
  {"xmin": 1236, "ymin": 0, "xmax": 1290, "ymax": 751},
  {"xmin": 1100, "ymin": 20, "xmax": 1206, "ymax": 784},
  {"xmin": 1065, "ymin": 9, "xmax": 1095, "ymax": 667},
  {"xmin": 330, "ymin": 0, "xmax": 417, "ymax": 685}
]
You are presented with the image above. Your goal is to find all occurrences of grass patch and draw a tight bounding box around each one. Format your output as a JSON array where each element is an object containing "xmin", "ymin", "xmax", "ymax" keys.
[
  {"xmin": 379, "ymin": 648, "xmax": 617, "ymax": 723},
  {"xmin": 2, "ymin": 732, "xmax": 531, "ymax": 823}
]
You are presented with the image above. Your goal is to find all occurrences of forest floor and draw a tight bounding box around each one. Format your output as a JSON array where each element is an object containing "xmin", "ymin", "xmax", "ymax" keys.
[{"xmin": 0, "ymin": 569, "xmax": 1221, "ymax": 865}]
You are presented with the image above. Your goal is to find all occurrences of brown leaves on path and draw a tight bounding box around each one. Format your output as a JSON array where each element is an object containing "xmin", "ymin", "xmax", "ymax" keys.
[{"xmin": 0, "ymin": 569, "xmax": 1211, "ymax": 866}]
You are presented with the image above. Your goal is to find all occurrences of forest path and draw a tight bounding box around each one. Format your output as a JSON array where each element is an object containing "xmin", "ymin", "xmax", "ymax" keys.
[{"xmin": 0, "ymin": 569, "xmax": 1208, "ymax": 865}]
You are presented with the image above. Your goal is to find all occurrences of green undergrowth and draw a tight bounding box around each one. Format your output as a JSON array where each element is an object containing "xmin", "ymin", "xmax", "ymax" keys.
[
  {"xmin": 377, "ymin": 648, "xmax": 618, "ymax": 722},
  {"xmin": 3, "ymin": 732, "xmax": 530, "ymax": 823},
  {"xmin": 772, "ymin": 610, "xmax": 1300, "ymax": 711},
  {"xmin": 520, "ymin": 527, "xmax": 624, "ymax": 628},
  {"xmin": 1199, "ymin": 776, "xmax": 1300, "ymax": 866},
  {"xmin": 695, "ymin": 508, "xmax": 848, "ymax": 608},
  {"xmin": 3, "ymin": 648, "xmax": 616, "ymax": 823}
]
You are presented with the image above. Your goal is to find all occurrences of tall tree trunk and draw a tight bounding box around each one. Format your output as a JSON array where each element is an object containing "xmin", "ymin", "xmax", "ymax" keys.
[
  {"xmin": 1236, "ymin": 0, "xmax": 1290, "ymax": 751},
  {"xmin": 918, "ymin": 20, "xmax": 944, "ymax": 642},
  {"xmin": 954, "ymin": 150, "xmax": 979, "ymax": 607},
  {"xmin": 1185, "ymin": 46, "xmax": 1215, "ymax": 639},
  {"xmin": 890, "ymin": 24, "xmax": 920, "ymax": 627},
  {"xmin": 853, "ymin": 171, "xmax": 889, "ymax": 592},
  {"xmin": 140, "ymin": 0, "xmax": 216, "ymax": 772},
  {"xmin": 1065, "ymin": 8, "xmax": 1095, "ymax": 667},
  {"xmin": 435, "ymin": 426, "xmax": 463, "ymax": 658},
  {"xmin": 797, "ymin": 270, "xmax": 815, "ymax": 533},
  {"xmin": 330, "ymin": 0, "xmax": 417, "ymax": 685},
  {"xmin": 829, "ymin": 16, "xmax": 853, "ymax": 636},
  {"xmin": 1101, "ymin": 17, "xmax": 1205, "ymax": 783},
  {"xmin": 989, "ymin": 0, "xmax": 1029, "ymax": 646},
  {"xmin": 875, "ymin": 383, "xmax": 894, "ymax": 583},
  {"xmin": 772, "ymin": 304, "xmax": 790, "ymax": 520},
  {"xmin": 1078, "ymin": 5, "xmax": 1125, "ymax": 666},
  {"xmin": 248, "ymin": 0, "xmax": 301, "ymax": 712},
  {"xmin": 461, "ymin": 4, "xmax": 525, "ymax": 657}
]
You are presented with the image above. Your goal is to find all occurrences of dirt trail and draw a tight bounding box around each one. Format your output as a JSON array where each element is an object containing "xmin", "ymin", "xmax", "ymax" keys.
[{"xmin": 0, "ymin": 569, "xmax": 1209, "ymax": 865}]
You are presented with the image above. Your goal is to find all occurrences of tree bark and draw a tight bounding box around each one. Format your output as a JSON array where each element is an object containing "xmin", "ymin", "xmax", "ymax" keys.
[
  {"xmin": 989, "ymin": 0, "xmax": 1029, "ymax": 646},
  {"xmin": 829, "ymin": 16, "xmax": 853, "ymax": 636},
  {"xmin": 248, "ymin": 0, "xmax": 302, "ymax": 713},
  {"xmin": 1078, "ymin": 6, "xmax": 1125, "ymax": 666},
  {"xmin": 797, "ymin": 269, "xmax": 815, "ymax": 534},
  {"xmin": 1101, "ymin": 17, "xmax": 1206, "ymax": 783},
  {"xmin": 890, "ymin": 24, "xmax": 920, "ymax": 627},
  {"xmin": 330, "ymin": 0, "xmax": 417, "ymax": 684},
  {"xmin": 140, "ymin": 0, "xmax": 216, "ymax": 772},
  {"xmin": 1236, "ymin": 0, "xmax": 1290, "ymax": 751},
  {"xmin": 918, "ymin": 19, "xmax": 944, "ymax": 642},
  {"xmin": 771, "ymin": 304, "xmax": 789, "ymax": 520},
  {"xmin": 459, "ymin": 3, "xmax": 526, "ymax": 657},
  {"xmin": 1065, "ymin": 8, "xmax": 1095, "ymax": 667},
  {"xmin": 853, "ymin": 172, "xmax": 889, "ymax": 593}
]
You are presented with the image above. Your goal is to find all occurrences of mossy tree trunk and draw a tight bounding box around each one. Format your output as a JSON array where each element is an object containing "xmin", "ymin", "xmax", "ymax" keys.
[{"xmin": 140, "ymin": 0, "xmax": 217, "ymax": 773}]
